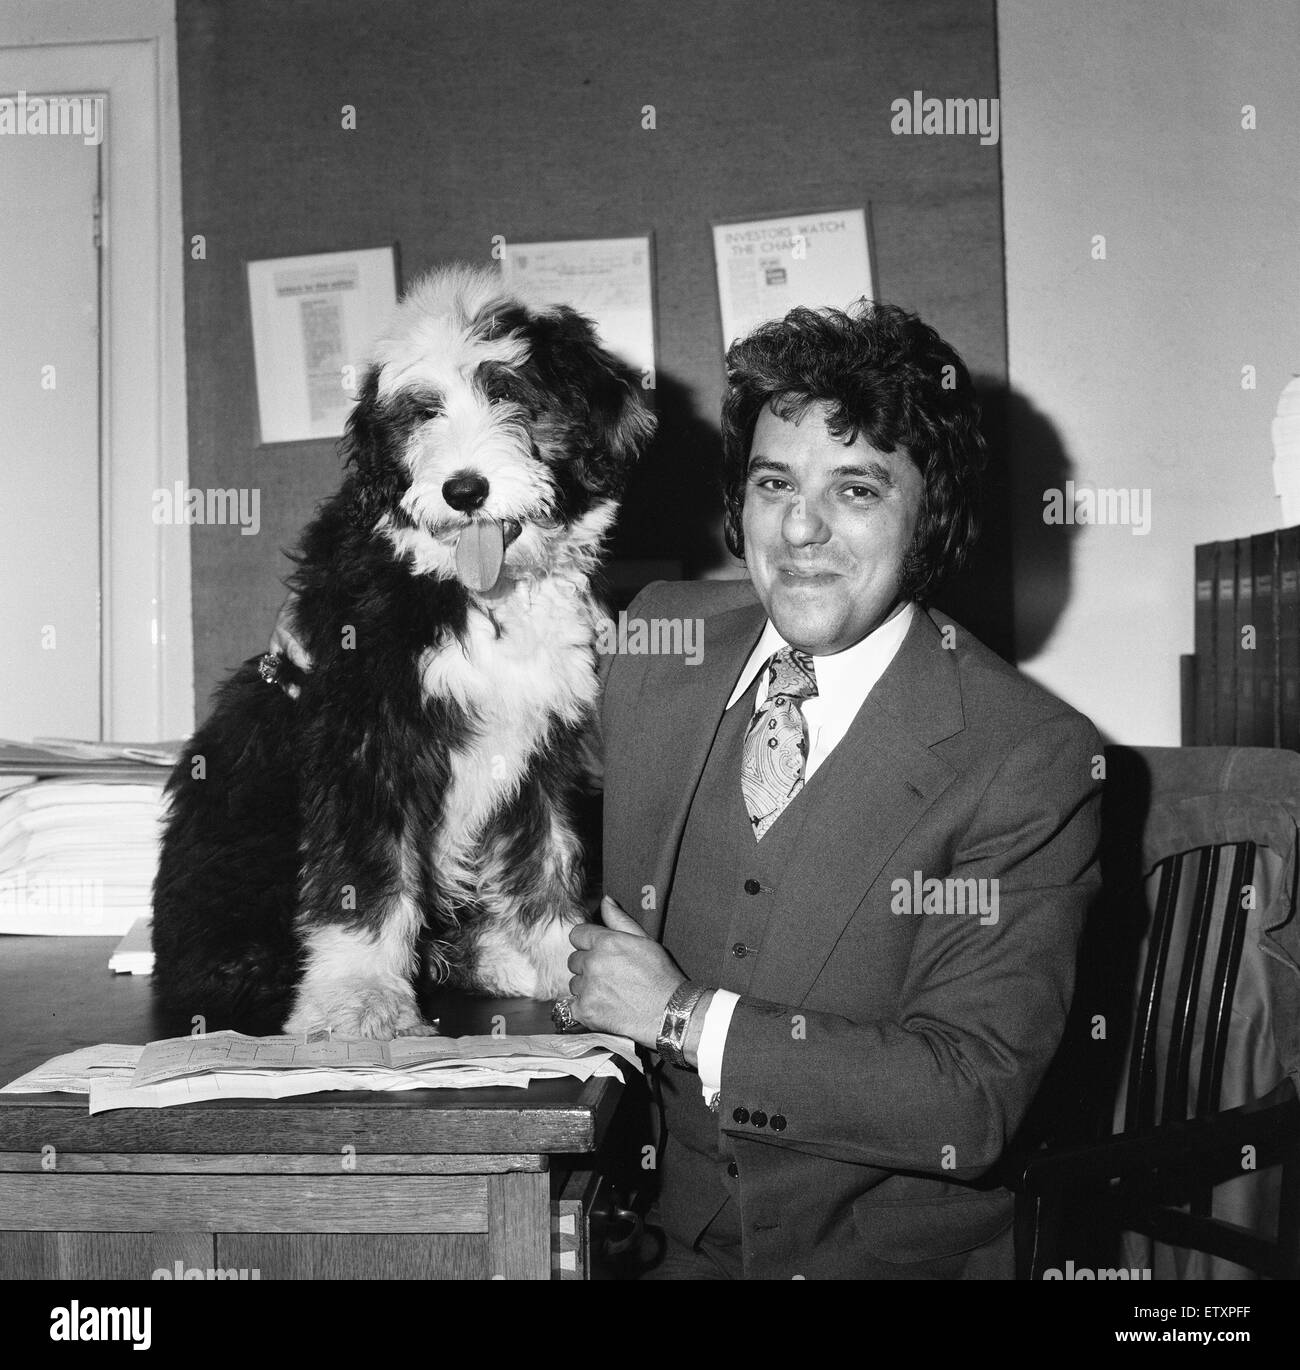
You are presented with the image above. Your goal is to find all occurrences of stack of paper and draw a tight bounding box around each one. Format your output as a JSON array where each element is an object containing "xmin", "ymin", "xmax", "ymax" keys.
[
  {"xmin": 0, "ymin": 778, "xmax": 169, "ymax": 935},
  {"xmin": 108, "ymin": 915, "xmax": 155, "ymax": 973},
  {"xmin": 0, "ymin": 1030, "xmax": 641, "ymax": 1114},
  {"xmin": 28, "ymin": 737, "xmax": 180, "ymax": 766}
]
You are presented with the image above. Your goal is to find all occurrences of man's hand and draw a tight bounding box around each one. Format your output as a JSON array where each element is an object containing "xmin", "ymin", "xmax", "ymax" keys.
[
  {"xmin": 265, "ymin": 594, "xmax": 311, "ymax": 699},
  {"xmin": 269, "ymin": 595, "xmax": 312, "ymax": 672},
  {"xmin": 568, "ymin": 896, "xmax": 686, "ymax": 1048}
]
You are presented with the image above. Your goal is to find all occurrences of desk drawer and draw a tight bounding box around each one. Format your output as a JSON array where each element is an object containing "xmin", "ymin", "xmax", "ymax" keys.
[
  {"xmin": 0, "ymin": 1174, "xmax": 487, "ymax": 1232},
  {"xmin": 0, "ymin": 1169, "xmax": 553, "ymax": 1279}
]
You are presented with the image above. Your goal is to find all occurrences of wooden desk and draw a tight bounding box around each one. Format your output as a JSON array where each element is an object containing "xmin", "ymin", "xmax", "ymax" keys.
[{"xmin": 0, "ymin": 938, "xmax": 627, "ymax": 1280}]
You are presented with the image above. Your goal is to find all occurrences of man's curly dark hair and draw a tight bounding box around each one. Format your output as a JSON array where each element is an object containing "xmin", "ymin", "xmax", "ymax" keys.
[{"xmin": 720, "ymin": 300, "xmax": 986, "ymax": 605}]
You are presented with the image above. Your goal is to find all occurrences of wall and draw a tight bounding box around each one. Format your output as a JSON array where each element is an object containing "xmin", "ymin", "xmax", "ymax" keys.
[
  {"xmin": 177, "ymin": 0, "xmax": 1008, "ymax": 711},
  {"xmin": 999, "ymin": 0, "xmax": 1300, "ymax": 743}
]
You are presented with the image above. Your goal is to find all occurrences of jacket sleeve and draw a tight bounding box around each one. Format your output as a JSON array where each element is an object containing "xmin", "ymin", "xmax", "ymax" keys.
[{"xmin": 715, "ymin": 710, "xmax": 1103, "ymax": 1181}]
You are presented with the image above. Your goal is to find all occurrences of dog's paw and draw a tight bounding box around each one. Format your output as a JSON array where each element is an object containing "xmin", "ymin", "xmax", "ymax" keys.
[
  {"xmin": 531, "ymin": 961, "xmax": 574, "ymax": 1002},
  {"xmin": 530, "ymin": 912, "xmax": 585, "ymax": 1001},
  {"xmin": 284, "ymin": 981, "xmax": 436, "ymax": 1040},
  {"xmin": 471, "ymin": 919, "xmax": 580, "ymax": 1000}
]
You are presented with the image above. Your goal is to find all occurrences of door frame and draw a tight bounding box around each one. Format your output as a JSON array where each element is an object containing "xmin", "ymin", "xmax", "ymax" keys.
[{"xmin": 1, "ymin": 0, "xmax": 192, "ymax": 740}]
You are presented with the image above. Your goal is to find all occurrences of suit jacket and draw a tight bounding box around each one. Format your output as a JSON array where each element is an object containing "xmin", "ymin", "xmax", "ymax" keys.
[{"xmin": 601, "ymin": 579, "xmax": 1103, "ymax": 1279}]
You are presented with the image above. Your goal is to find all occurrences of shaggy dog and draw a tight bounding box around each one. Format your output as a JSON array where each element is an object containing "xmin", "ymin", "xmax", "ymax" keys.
[{"xmin": 152, "ymin": 266, "xmax": 655, "ymax": 1038}]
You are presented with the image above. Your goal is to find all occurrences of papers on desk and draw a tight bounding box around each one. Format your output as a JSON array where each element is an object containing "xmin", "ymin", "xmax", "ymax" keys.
[
  {"xmin": 0, "ymin": 1029, "xmax": 640, "ymax": 1114},
  {"xmin": 26, "ymin": 738, "xmax": 180, "ymax": 766},
  {"xmin": 0, "ymin": 1043, "xmax": 143, "ymax": 1093},
  {"xmin": 108, "ymin": 916, "xmax": 154, "ymax": 974},
  {"xmin": 0, "ymin": 777, "xmax": 168, "ymax": 935}
]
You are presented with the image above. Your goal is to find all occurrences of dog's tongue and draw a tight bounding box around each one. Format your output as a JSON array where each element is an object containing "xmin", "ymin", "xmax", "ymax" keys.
[{"xmin": 455, "ymin": 519, "xmax": 506, "ymax": 592}]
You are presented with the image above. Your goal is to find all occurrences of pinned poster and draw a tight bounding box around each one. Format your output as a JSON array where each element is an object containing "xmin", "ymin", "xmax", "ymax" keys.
[
  {"xmin": 711, "ymin": 208, "xmax": 874, "ymax": 353},
  {"xmin": 501, "ymin": 236, "xmax": 656, "ymax": 384},
  {"xmin": 247, "ymin": 245, "xmax": 399, "ymax": 444}
]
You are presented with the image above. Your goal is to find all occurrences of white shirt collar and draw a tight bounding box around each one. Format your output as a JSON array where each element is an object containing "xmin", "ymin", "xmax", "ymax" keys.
[{"xmin": 726, "ymin": 600, "xmax": 917, "ymax": 711}]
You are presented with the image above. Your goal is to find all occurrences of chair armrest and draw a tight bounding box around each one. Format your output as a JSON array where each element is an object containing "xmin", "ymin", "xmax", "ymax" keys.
[{"xmin": 1016, "ymin": 1079, "xmax": 1299, "ymax": 1195}]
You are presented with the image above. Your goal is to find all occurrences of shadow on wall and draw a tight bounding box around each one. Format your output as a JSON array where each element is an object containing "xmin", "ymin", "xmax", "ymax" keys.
[
  {"xmin": 936, "ymin": 378, "xmax": 1079, "ymax": 666},
  {"xmin": 610, "ymin": 368, "xmax": 730, "ymax": 577},
  {"xmin": 1003, "ymin": 383, "xmax": 1080, "ymax": 664}
]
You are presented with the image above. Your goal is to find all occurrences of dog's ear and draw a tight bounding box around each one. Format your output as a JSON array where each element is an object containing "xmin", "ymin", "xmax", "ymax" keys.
[
  {"xmin": 527, "ymin": 306, "xmax": 657, "ymax": 498},
  {"xmin": 585, "ymin": 348, "xmax": 658, "ymax": 495},
  {"xmin": 340, "ymin": 367, "xmax": 409, "ymax": 531}
]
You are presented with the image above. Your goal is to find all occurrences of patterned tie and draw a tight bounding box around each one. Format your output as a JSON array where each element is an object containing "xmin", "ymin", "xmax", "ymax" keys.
[{"xmin": 741, "ymin": 647, "xmax": 819, "ymax": 840}]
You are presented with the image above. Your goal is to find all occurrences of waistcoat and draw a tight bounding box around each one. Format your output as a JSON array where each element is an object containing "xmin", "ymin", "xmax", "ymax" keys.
[{"xmin": 656, "ymin": 674, "xmax": 833, "ymax": 1243}]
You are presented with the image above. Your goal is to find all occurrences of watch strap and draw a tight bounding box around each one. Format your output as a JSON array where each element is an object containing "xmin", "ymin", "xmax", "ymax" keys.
[{"xmin": 656, "ymin": 981, "xmax": 709, "ymax": 1068}]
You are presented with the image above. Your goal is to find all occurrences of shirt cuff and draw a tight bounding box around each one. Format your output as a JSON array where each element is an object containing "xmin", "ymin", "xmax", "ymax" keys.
[{"xmin": 697, "ymin": 988, "xmax": 740, "ymax": 1105}]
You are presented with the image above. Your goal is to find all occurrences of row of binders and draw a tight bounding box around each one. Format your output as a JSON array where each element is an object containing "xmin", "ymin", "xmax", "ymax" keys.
[{"xmin": 1189, "ymin": 527, "xmax": 1300, "ymax": 747}]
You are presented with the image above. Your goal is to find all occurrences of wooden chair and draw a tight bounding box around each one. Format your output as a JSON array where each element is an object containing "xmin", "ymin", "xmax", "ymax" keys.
[{"xmin": 1014, "ymin": 746, "xmax": 1300, "ymax": 1280}]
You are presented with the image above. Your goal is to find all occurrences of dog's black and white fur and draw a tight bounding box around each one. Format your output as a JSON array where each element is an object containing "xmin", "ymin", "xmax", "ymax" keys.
[{"xmin": 152, "ymin": 265, "xmax": 655, "ymax": 1038}]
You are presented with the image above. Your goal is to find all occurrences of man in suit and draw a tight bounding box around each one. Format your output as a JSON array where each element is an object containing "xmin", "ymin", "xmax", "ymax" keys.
[{"xmin": 566, "ymin": 300, "xmax": 1102, "ymax": 1279}]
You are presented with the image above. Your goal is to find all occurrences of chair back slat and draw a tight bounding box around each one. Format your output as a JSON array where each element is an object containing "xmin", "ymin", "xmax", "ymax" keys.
[
  {"xmin": 1122, "ymin": 839, "xmax": 1262, "ymax": 1132},
  {"xmin": 1126, "ymin": 855, "xmax": 1181, "ymax": 1131},
  {"xmin": 1197, "ymin": 842, "xmax": 1256, "ymax": 1116},
  {"xmin": 1163, "ymin": 847, "xmax": 1219, "ymax": 1125}
]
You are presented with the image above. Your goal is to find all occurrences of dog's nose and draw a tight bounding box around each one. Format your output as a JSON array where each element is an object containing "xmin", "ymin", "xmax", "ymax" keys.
[{"xmin": 442, "ymin": 473, "xmax": 490, "ymax": 512}]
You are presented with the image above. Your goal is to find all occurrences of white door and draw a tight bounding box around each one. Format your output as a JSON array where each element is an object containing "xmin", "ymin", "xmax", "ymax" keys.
[{"xmin": 0, "ymin": 93, "xmax": 104, "ymax": 740}]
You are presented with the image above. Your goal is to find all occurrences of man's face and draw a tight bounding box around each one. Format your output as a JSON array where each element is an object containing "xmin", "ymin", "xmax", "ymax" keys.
[{"xmin": 741, "ymin": 401, "xmax": 924, "ymax": 656}]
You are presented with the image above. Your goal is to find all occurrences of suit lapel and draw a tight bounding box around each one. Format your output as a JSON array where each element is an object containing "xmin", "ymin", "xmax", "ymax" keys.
[
  {"xmin": 629, "ymin": 600, "xmax": 767, "ymax": 940},
  {"xmin": 747, "ymin": 609, "xmax": 967, "ymax": 1004}
]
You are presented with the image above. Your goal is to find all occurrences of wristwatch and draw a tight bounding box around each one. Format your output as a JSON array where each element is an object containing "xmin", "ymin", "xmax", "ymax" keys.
[{"xmin": 656, "ymin": 981, "xmax": 709, "ymax": 1068}]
